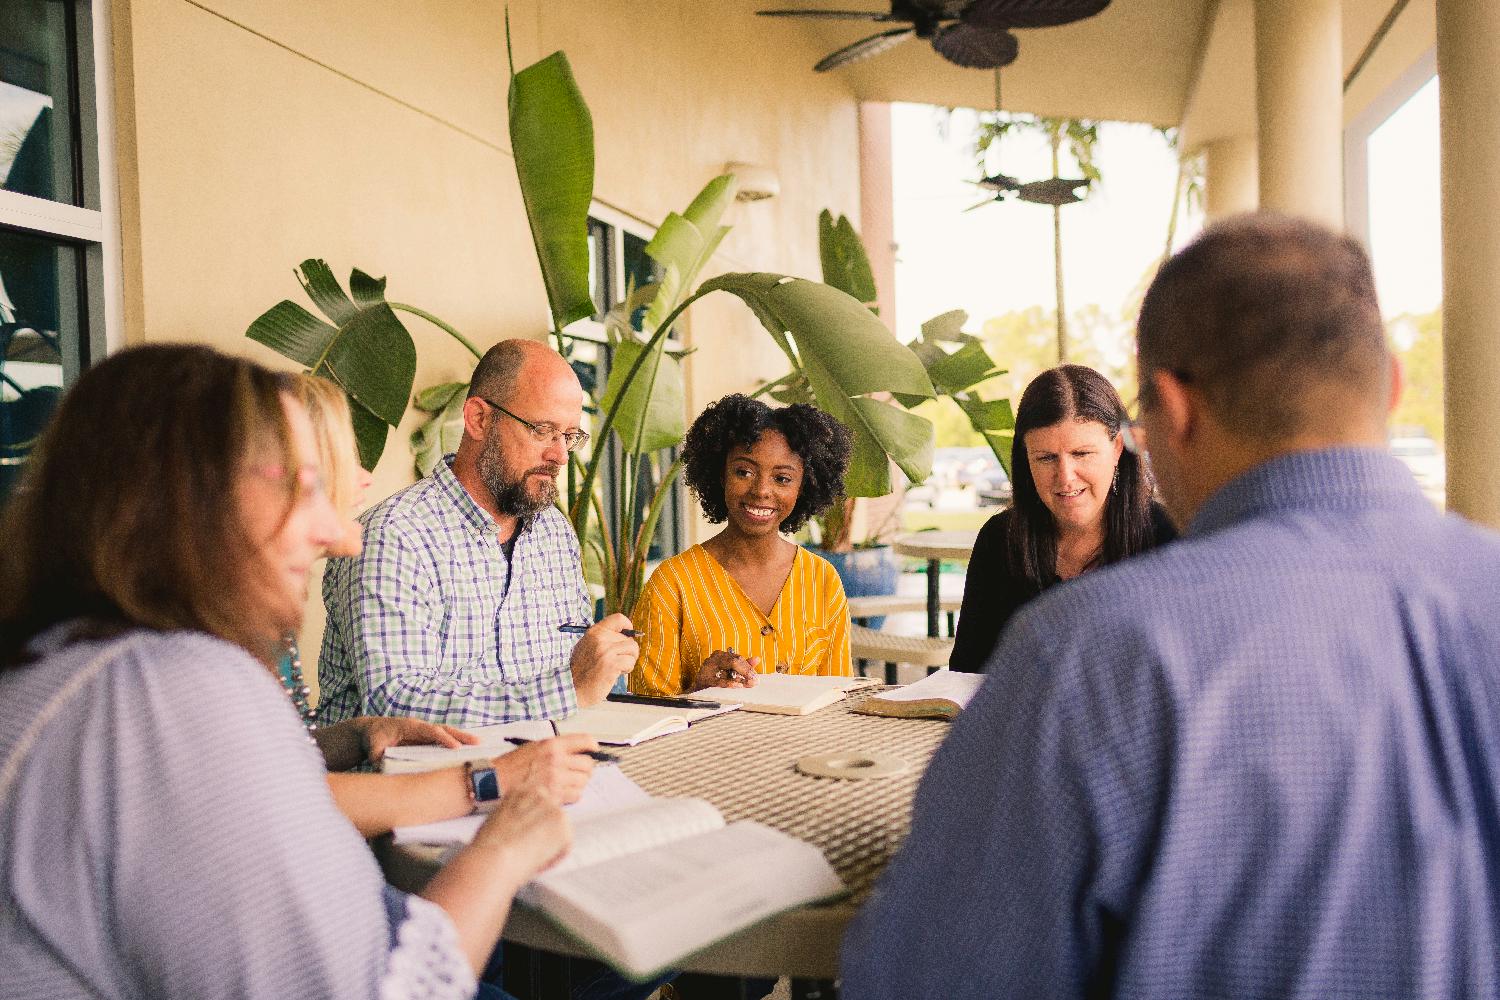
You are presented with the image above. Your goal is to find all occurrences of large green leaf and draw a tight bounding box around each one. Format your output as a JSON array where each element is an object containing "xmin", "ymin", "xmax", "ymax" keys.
[
  {"xmin": 349, "ymin": 397, "xmax": 389, "ymax": 472},
  {"xmin": 818, "ymin": 210, "xmax": 878, "ymax": 310},
  {"xmin": 700, "ymin": 273, "xmax": 935, "ymax": 494},
  {"xmin": 925, "ymin": 339, "xmax": 1005, "ymax": 394},
  {"xmin": 642, "ymin": 175, "xmax": 735, "ymax": 334},
  {"xmin": 246, "ymin": 301, "xmax": 336, "ymax": 368},
  {"xmin": 599, "ymin": 339, "xmax": 685, "ymax": 454},
  {"xmin": 246, "ymin": 260, "xmax": 418, "ymax": 470},
  {"xmin": 509, "ymin": 49, "xmax": 596, "ymax": 331},
  {"xmin": 410, "ymin": 381, "xmax": 468, "ymax": 477}
]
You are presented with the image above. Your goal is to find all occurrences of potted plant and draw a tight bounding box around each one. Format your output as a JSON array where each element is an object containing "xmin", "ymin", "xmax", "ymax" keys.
[
  {"xmin": 246, "ymin": 40, "xmax": 939, "ymax": 620},
  {"xmin": 806, "ymin": 211, "xmax": 1016, "ymax": 619}
]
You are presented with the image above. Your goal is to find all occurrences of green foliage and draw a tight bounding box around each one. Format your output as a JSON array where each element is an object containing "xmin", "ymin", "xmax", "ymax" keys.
[
  {"xmin": 246, "ymin": 260, "xmax": 417, "ymax": 470},
  {"xmin": 508, "ymin": 43, "xmax": 597, "ymax": 331},
  {"xmin": 410, "ymin": 381, "xmax": 468, "ymax": 478},
  {"xmin": 1389, "ymin": 308, "xmax": 1444, "ymax": 442},
  {"xmin": 818, "ymin": 210, "xmax": 878, "ymax": 310}
]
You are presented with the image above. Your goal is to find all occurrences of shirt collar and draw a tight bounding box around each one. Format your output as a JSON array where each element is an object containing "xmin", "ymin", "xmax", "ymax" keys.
[
  {"xmin": 433, "ymin": 454, "xmax": 535, "ymax": 539},
  {"xmin": 1188, "ymin": 446, "xmax": 1432, "ymax": 538}
]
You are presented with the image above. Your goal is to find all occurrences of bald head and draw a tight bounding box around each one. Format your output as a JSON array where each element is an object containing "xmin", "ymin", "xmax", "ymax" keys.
[{"xmin": 468, "ymin": 338, "xmax": 579, "ymax": 408}]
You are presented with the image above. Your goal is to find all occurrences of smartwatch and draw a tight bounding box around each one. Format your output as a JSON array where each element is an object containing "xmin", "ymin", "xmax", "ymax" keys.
[{"xmin": 464, "ymin": 761, "xmax": 502, "ymax": 813}]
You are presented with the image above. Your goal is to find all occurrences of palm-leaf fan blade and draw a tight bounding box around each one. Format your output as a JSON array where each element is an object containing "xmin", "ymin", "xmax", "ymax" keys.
[
  {"xmin": 816, "ymin": 27, "xmax": 914, "ymax": 71},
  {"xmin": 931, "ymin": 23, "xmax": 1018, "ymax": 68},
  {"xmin": 962, "ymin": 0, "xmax": 1111, "ymax": 29}
]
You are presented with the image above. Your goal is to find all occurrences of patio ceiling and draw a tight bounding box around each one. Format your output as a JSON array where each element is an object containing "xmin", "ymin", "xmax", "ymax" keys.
[{"xmin": 738, "ymin": 0, "xmax": 1435, "ymax": 139}]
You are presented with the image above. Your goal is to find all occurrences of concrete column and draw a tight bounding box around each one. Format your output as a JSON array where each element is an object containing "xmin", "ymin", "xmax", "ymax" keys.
[
  {"xmin": 1253, "ymin": 0, "xmax": 1343, "ymax": 227},
  {"xmin": 1437, "ymin": 0, "xmax": 1500, "ymax": 528},
  {"xmin": 1204, "ymin": 136, "xmax": 1260, "ymax": 220},
  {"xmin": 858, "ymin": 101, "xmax": 897, "ymax": 330}
]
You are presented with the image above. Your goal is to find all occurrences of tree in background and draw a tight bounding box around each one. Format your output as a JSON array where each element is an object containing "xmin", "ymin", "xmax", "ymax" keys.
[
  {"xmin": 973, "ymin": 114, "xmax": 1102, "ymax": 365},
  {"xmin": 1389, "ymin": 308, "xmax": 1443, "ymax": 441}
]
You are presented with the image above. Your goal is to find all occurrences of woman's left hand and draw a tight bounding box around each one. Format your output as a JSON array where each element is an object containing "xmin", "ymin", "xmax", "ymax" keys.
[{"xmin": 356, "ymin": 716, "xmax": 479, "ymax": 763}]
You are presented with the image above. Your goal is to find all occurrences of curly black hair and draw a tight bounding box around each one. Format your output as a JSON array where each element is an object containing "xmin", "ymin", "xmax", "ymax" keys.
[{"xmin": 682, "ymin": 394, "xmax": 853, "ymax": 533}]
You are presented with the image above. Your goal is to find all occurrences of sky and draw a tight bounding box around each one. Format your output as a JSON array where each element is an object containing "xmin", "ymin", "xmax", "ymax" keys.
[
  {"xmin": 890, "ymin": 103, "xmax": 1194, "ymax": 342},
  {"xmin": 889, "ymin": 78, "xmax": 1444, "ymax": 341}
]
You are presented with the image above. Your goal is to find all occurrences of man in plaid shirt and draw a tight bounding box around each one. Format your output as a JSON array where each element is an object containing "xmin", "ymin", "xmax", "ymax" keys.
[{"xmin": 317, "ymin": 339, "xmax": 639, "ymax": 727}]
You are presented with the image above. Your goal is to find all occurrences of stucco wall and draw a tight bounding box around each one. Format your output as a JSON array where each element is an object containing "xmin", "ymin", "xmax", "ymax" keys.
[{"xmin": 109, "ymin": 0, "xmax": 863, "ymax": 670}]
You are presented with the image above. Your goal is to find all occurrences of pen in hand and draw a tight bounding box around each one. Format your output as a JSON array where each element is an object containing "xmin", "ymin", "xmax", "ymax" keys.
[
  {"xmin": 507, "ymin": 735, "xmax": 621, "ymax": 764},
  {"xmin": 558, "ymin": 623, "xmax": 645, "ymax": 638}
]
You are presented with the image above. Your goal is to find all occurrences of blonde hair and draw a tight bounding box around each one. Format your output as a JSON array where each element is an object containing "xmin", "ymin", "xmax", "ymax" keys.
[{"xmin": 290, "ymin": 374, "xmax": 360, "ymax": 515}]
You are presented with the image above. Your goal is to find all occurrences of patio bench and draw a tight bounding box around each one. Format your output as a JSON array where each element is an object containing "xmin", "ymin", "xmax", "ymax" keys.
[
  {"xmin": 850, "ymin": 625, "xmax": 953, "ymax": 685},
  {"xmin": 846, "ymin": 594, "xmax": 962, "ymax": 637}
]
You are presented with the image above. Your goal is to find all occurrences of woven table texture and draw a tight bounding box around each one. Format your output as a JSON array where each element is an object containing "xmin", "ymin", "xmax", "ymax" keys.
[{"xmin": 608, "ymin": 687, "xmax": 952, "ymax": 902}]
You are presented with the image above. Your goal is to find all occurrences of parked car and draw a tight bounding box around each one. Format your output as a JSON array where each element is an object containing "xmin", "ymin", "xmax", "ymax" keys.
[{"xmin": 1389, "ymin": 432, "xmax": 1445, "ymax": 507}]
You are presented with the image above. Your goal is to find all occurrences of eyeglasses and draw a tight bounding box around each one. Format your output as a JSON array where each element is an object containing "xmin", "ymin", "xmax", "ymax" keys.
[{"xmin": 476, "ymin": 396, "xmax": 590, "ymax": 453}]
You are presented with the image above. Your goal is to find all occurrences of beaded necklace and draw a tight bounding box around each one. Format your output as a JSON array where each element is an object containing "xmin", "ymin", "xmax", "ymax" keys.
[{"xmin": 280, "ymin": 637, "xmax": 318, "ymax": 734}]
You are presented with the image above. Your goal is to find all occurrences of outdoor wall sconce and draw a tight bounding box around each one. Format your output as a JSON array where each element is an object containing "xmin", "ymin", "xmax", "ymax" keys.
[{"xmin": 725, "ymin": 162, "xmax": 781, "ymax": 202}]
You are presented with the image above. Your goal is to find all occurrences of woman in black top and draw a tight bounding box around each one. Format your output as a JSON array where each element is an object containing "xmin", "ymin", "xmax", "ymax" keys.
[{"xmin": 951, "ymin": 364, "xmax": 1176, "ymax": 673}]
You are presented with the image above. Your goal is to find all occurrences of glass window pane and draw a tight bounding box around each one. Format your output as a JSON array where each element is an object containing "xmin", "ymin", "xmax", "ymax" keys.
[
  {"xmin": 0, "ymin": 1, "xmax": 78, "ymax": 204},
  {"xmin": 1, "ymin": 227, "xmax": 81, "ymax": 500}
]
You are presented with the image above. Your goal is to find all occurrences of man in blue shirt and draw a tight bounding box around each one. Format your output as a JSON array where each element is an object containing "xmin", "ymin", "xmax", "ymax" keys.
[{"xmin": 843, "ymin": 214, "xmax": 1500, "ymax": 998}]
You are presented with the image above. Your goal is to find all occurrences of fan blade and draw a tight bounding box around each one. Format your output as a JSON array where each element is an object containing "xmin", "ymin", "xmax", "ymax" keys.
[
  {"xmin": 960, "ymin": 0, "xmax": 1110, "ymax": 30},
  {"xmin": 963, "ymin": 198, "xmax": 998, "ymax": 212},
  {"xmin": 1017, "ymin": 177, "xmax": 1090, "ymax": 205},
  {"xmin": 974, "ymin": 172, "xmax": 1020, "ymax": 191},
  {"xmin": 931, "ymin": 23, "xmax": 1018, "ymax": 68},
  {"xmin": 758, "ymin": 9, "xmax": 896, "ymax": 20},
  {"xmin": 815, "ymin": 27, "xmax": 915, "ymax": 72}
]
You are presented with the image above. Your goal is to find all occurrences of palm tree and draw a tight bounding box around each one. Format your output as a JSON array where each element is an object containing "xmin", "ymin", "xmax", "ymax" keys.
[{"xmin": 974, "ymin": 114, "xmax": 1102, "ymax": 364}]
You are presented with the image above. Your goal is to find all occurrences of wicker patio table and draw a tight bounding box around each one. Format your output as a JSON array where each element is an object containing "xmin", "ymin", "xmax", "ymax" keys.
[{"xmin": 376, "ymin": 687, "xmax": 953, "ymax": 991}]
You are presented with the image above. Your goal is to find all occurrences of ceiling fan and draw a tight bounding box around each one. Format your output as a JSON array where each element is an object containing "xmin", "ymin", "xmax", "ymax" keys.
[
  {"xmin": 966, "ymin": 173, "xmax": 1091, "ymax": 211},
  {"xmin": 756, "ymin": 0, "xmax": 1111, "ymax": 73}
]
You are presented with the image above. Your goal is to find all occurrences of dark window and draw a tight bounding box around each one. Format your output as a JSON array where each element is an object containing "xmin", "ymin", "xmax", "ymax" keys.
[{"xmin": 0, "ymin": 0, "xmax": 105, "ymax": 502}]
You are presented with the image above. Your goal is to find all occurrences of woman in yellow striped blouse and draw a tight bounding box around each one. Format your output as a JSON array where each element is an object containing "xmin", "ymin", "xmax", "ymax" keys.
[{"xmin": 629, "ymin": 394, "xmax": 855, "ymax": 696}]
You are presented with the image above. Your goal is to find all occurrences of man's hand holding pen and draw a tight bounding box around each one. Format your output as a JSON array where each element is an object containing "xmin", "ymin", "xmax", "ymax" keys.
[{"xmin": 567, "ymin": 613, "xmax": 640, "ymax": 707}]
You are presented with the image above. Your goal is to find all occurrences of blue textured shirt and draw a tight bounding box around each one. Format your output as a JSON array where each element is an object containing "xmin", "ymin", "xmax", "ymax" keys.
[
  {"xmin": 317, "ymin": 456, "xmax": 590, "ymax": 727},
  {"xmin": 843, "ymin": 448, "xmax": 1500, "ymax": 999}
]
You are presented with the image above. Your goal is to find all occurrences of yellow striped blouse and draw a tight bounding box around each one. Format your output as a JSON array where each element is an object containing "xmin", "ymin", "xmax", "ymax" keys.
[{"xmin": 628, "ymin": 543, "xmax": 853, "ymax": 697}]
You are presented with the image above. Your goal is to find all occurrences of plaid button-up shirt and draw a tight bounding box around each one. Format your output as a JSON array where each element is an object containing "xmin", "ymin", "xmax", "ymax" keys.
[{"xmin": 316, "ymin": 456, "xmax": 589, "ymax": 727}]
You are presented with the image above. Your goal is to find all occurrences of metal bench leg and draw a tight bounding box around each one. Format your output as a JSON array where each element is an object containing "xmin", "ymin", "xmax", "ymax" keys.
[
  {"xmin": 946, "ymin": 610, "xmax": 956, "ymax": 637},
  {"xmin": 884, "ymin": 661, "xmax": 897, "ymax": 685},
  {"xmin": 855, "ymin": 657, "xmax": 869, "ymax": 679}
]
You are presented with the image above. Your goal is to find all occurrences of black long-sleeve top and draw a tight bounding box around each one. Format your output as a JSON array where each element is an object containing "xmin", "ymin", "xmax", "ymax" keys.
[{"xmin": 949, "ymin": 502, "xmax": 1178, "ymax": 673}]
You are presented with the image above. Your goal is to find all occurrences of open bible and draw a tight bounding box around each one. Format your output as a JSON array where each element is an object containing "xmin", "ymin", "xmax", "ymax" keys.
[{"xmin": 518, "ymin": 797, "xmax": 845, "ymax": 979}]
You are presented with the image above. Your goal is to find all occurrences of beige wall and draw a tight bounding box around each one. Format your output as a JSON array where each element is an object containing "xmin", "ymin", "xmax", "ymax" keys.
[{"xmin": 109, "ymin": 0, "xmax": 862, "ymax": 672}]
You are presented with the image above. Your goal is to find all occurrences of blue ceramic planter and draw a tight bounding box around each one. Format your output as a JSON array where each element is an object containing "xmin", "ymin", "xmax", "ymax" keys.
[{"xmin": 810, "ymin": 544, "xmax": 898, "ymax": 628}]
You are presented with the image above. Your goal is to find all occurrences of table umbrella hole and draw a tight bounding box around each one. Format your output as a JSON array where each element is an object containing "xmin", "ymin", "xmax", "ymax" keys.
[{"xmin": 796, "ymin": 751, "xmax": 910, "ymax": 780}]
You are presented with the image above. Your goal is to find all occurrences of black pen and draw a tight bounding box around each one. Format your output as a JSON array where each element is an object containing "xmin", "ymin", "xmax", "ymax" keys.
[
  {"xmin": 608, "ymin": 692, "xmax": 723, "ymax": 710},
  {"xmin": 558, "ymin": 623, "xmax": 645, "ymax": 638},
  {"xmin": 505, "ymin": 735, "xmax": 621, "ymax": 764}
]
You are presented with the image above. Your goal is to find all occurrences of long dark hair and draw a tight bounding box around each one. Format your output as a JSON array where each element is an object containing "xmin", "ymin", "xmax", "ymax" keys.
[
  {"xmin": 1005, "ymin": 364, "xmax": 1153, "ymax": 591},
  {"xmin": 0, "ymin": 344, "xmax": 300, "ymax": 668}
]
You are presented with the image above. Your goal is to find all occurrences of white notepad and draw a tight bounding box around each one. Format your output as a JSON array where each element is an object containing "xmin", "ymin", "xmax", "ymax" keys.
[{"xmin": 692, "ymin": 673, "xmax": 879, "ymax": 716}]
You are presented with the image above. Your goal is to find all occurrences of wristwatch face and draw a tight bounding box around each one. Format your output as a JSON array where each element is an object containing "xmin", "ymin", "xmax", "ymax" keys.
[{"xmin": 470, "ymin": 765, "xmax": 501, "ymax": 804}]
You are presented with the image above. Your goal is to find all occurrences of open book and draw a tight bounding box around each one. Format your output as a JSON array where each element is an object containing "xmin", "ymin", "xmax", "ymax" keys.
[
  {"xmin": 852, "ymin": 669, "xmax": 984, "ymax": 720},
  {"xmin": 553, "ymin": 699, "xmax": 739, "ymax": 746},
  {"xmin": 517, "ymin": 797, "xmax": 845, "ymax": 979},
  {"xmin": 692, "ymin": 673, "xmax": 879, "ymax": 716}
]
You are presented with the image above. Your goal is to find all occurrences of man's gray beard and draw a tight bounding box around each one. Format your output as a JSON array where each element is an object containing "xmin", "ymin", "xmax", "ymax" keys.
[{"xmin": 478, "ymin": 432, "xmax": 558, "ymax": 518}]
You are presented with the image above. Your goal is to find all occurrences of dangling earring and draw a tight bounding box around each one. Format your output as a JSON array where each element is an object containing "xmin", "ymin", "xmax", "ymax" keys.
[{"xmin": 1111, "ymin": 465, "xmax": 1119, "ymax": 493}]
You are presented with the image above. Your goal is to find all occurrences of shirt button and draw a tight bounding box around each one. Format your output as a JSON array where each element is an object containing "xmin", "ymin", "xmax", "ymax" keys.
[
  {"xmin": 775, "ymin": 662, "xmax": 789, "ymax": 674},
  {"xmin": 760, "ymin": 625, "xmax": 774, "ymax": 636}
]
